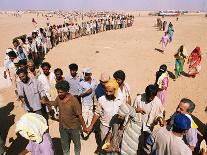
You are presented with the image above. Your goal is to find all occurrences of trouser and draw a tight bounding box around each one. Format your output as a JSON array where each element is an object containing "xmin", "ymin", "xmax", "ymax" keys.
[
  {"xmin": 100, "ymin": 124, "xmax": 111, "ymax": 155},
  {"xmin": 82, "ymin": 105, "xmax": 93, "ymax": 127},
  {"xmin": 100, "ymin": 123, "xmax": 110, "ymax": 142},
  {"xmin": 138, "ymin": 130, "xmax": 151, "ymax": 154},
  {"xmin": 59, "ymin": 126, "xmax": 81, "ymax": 155}
]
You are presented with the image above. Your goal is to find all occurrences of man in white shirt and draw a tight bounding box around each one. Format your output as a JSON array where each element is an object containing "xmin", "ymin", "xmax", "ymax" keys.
[
  {"xmin": 38, "ymin": 62, "xmax": 55, "ymax": 99},
  {"xmin": 38, "ymin": 62, "xmax": 56, "ymax": 117},
  {"xmin": 133, "ymin": 84, "xmax": 165, "ymax": 153},
  {"xmin": 87, "ymin": 80, "xmax": 123, "ymax": 142},
  {"xmin": 79, "ymin": 67, "xmax": 97, "ymax": 126}
]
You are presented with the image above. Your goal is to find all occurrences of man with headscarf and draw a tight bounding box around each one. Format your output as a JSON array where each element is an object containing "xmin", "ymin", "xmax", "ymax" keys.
[
  {"xmin": 144, "ymin": 114, "xmax": 192, "ymax": 155},
  {"xmin": 87, "ymin": 79, "xmax": 124, "ymax": 144},
  {"xmin": 167, "ymin": 98, "xmax": 198, "ymax": 152},
  {"xmin": 103, "ymin": 103, "xmax": 141, "ymax": 155}
]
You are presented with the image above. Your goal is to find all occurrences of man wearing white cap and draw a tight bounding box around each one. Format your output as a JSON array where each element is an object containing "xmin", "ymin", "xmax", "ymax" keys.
[
  {"xmin": 3, "ymin": 48, "xmax": 14, "ymax": 79},
  {"xmin": 79, "ymin": 67, "xmax": 97, "ymax": 126}
]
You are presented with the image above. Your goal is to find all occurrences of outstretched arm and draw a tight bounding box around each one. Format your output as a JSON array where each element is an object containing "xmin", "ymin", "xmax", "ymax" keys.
[
  {"xmin": 79, "ymin": 88, "xmax": 92, "ymax": 98},
  {"xmin": 78, "ymin": 114, "xmax": 87, "ymax": 133},
  {"xmin": 87, "ymin": 114, "xmax": 99, "ymax": 133}
]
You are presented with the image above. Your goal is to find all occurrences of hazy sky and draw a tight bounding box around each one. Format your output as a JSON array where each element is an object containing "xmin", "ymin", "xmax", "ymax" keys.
[{"xmin": 1, "ymin": 0, "xmax": 207, "ymax": 11}]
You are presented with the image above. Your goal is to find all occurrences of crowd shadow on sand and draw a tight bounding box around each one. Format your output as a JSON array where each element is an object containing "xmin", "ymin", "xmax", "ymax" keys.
[
  {"xmin": 6, "ymin": 133, "xmax": 28, "ymax": 155},
  {"xmin": 154, "ymin": 48, "xmax": 164, "ymax": 54},
  {"xmin": 6, "ymin": 133, "xmax": 64, "ymax": 154},
  {"xmin": 0, "ymin": 102, "xmax": 15, "ymax": 143},
  {"xmin": 167, "ymin": 70, "xmax": 190, "ymax": 80},
  {"xmin": 181, "ymin": 71, "xmax": 190, "ymax": 77},
  {"xmin": 167, "ymin": 71, "xmax": 176, "ymax": 80},
  {"xmin": 53, "ymin": 137, "xmax": 63, "ymax": 155}
]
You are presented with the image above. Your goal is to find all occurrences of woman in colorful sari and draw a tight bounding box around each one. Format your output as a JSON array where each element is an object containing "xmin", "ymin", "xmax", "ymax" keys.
[
  {"xmin": 174, "ymin": 45, "xmax": 188, "ymax": 80},
  {"xmin": 160, "ymin": 32, "xmax": 169, "ymax": 52},
  {"xmin": 155, "ymin": 64, "xmax": 169, "ymax": 105},
  {"xmin": 188, "ymin": 47, "xmax": 202, "ymax": 78},
  {"xmin": 167, "ymin": 23, "xmax": 174, "ymax": 42}
]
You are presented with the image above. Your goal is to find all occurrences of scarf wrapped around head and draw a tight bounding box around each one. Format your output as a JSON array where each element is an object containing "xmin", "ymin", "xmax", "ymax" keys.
[
  {"xmin": 192, "ymin": 47, "xmax": 201, "ymax": 60},
  {"xmin": 105, "ymin": 79, "xmax": 119, "ymax": 97},
  {"xmin": 15, "ymin": 113, "xmax": 48, "ymax": 144}
]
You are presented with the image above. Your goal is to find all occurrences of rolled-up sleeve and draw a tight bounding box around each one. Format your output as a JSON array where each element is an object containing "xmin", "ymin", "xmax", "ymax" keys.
[
  {"xmin": 186, "ymin": 128, "xmax": 198, "ymax": 147},
  {"xmin": 17, "ymin": 82, "xmax": 24, "ymax": 97},
  {"xmin": 95, "ymin": 100, "xmax": 102, "ymax": 116},
  {"xmin": 37, "ymin": 80, "xmax": 46, "ymax": 98}
]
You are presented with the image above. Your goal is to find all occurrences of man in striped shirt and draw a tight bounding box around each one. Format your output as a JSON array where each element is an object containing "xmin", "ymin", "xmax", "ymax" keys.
[{"xmin": 17, "ymin": 68, "xmax": 47, "ymax": 115}]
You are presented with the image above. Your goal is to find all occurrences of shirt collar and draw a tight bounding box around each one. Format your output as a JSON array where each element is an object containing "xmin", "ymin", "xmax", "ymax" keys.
[{"xmin": 26, "ymin": 78, "xmax": 33, "ymax": 85}]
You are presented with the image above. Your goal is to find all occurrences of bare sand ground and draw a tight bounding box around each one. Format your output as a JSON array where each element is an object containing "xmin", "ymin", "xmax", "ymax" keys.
[{"xmin": 0, "ymin": 12, "xmax": 207, "ymax": 155}]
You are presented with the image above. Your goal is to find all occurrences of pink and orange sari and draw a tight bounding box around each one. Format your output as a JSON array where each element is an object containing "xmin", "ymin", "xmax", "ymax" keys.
[{"xmin": 188, "ymin": 47, "xmax": 202, "ymax": 77}]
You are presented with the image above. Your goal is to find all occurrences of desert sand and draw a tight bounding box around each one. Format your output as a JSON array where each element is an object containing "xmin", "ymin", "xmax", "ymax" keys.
[{"xmin": 0, "ymin": 11, "xmax": 207, "ymax": 155}]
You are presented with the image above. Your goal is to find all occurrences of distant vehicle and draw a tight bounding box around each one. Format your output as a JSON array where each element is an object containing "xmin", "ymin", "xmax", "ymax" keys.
[
  {"xmin": 148, "ymin": 12, "xmax": 159, "ymax": 16},
  {"xmin": 158, "ymin": 10, "xmax": 180, "ymax": 16}
]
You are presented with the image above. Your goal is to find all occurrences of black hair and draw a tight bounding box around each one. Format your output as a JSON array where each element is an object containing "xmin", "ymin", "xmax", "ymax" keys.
[
  {"xmin": 12, "ymin": 38, "xmax": 19, "ymax": 44},
  {"xmin": 19, "ymin": 59, "xmax": 27, "ymax": 66},
  {"xmin": 155, "ymin": 64, "xmax": 167, "ymax": 84},
  {"xmin": 54, "ymin": 68, "xmax": 63, "ymax": 75},
  {"xmin": 180, "ymin": 98, "xmax": 195, "ymax": 113},
  {"xmin": 19, "ymin": 35, "xmax": 27, "ymax": 44},
  {"xmin": 39, "ymin": 28, "xmax": 44, "ymax": 33},
  {"xmin": 16, "ymin": 68, "xmax": 28, "ymax": 75},
  {"xmin": 55, "ymin": 80, "xmax": 70, "ymax": 92},
  {"xmin": 69, "ymin": 63, "xmax": 78, "ymax": 71},
  {"xmin": 41, "ymin": 62, "xmax": 51, "ymax": 69},
  {"xmin": 8, "ymin": 51, "xmax": 17, "ymax": 58},
  {"xmin": 32, "ymin": 32, "xmax": 37, "ymax": 37},
  {"xmin": 27, "ymin": 36, "xmax": 32, "ymax": 40},
  {"xmin": 145, "ymin": 84, "xmax": 158, "ymax": 99},
  {"xmin": 113, "ymin": 70, "xmax": 126, "ymax": 81}
]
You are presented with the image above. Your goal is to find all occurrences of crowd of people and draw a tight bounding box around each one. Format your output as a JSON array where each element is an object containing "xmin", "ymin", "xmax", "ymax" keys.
[
  {"xmin": 3, "ymin": 13, "xmax": 134, "ymax": 98},
  {"xmin": 157, "ymin": 18, "xmax": 202, "ymax": 80},
  {"xmin": 0, "ymin": 13, "xmax": 206, "ymax": 155}
]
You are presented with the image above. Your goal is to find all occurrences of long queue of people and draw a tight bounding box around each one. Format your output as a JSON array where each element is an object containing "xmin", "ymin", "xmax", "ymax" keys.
[
  {"xmin": 1, "ymin": 16, "xmax": 206, "ymax": 155},
  {"xmin": 3, "ymin": 14, "xmax": 134, "ymax": 98},
  {"xmin": 1, "ymin": 57, "xmax": 206, "ymax": 155}
]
